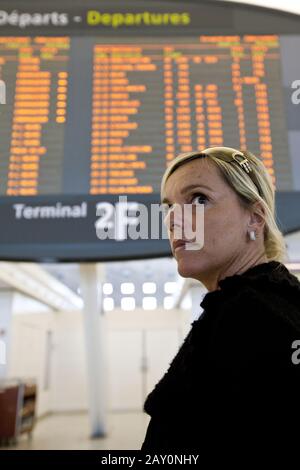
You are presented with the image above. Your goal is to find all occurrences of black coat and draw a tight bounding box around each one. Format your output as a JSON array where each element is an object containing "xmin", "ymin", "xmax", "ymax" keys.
[{"xmin": 141, "ymin": 261, "xmax": 300, "ymax": 455}]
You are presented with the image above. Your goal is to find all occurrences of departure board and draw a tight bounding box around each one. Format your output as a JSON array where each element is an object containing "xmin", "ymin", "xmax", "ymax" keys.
[
  {"xmin": 0, "ymin": 0, "xmax": 299, "ymax": 261},
  {"xmin": 0, "ymin": 35, "xmax": 294, "ymax": 195}
]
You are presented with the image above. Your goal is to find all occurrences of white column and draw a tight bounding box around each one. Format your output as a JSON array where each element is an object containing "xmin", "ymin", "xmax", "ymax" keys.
[
  {"xmin": 79, "ymin": 263, "xmax": 107, "ymax": 438},
  {"xmin": 0, "ymin": 289, "xmax": 14, "ymax": 380}
]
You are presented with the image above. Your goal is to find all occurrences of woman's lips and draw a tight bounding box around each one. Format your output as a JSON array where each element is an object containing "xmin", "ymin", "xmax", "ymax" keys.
[
  {"xmin": 175, "ymin": 244, "xmax": 186, "ymax": 253},
  {"xmin": 172, "ymin": 239, "xmax": 202, "ymax": 253},
  {"xmin": 172, "ymin": 240, "xmax": 187, "ymax": 252}
]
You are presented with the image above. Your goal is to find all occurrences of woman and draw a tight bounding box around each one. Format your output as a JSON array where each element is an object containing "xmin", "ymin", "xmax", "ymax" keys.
[{"xmin": 141, "ymin": 147, "xmax": 300, "ymax": 455}]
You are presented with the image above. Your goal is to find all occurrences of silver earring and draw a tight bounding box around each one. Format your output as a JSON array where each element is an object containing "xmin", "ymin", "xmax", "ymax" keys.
[{"xmin": 249, "ymin": 230, "xmax": 256, "ymax": 241}]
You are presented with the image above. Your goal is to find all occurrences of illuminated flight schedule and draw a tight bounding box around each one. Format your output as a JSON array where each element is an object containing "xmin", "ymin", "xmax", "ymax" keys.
[{"xmin": 0, "ymin": 34, "xmax": 295, "ymax": 197}]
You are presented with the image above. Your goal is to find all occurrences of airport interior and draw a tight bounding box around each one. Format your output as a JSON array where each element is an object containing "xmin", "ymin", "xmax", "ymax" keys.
[{"xmin": 0, "ymin": 0, "xmax": 300, "ymax": 452}]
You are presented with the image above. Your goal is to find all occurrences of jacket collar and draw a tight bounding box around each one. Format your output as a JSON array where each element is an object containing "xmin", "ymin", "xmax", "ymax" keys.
[{"xmin": 200, "ymin": 261, "xmax": 300, "ymax": 311}]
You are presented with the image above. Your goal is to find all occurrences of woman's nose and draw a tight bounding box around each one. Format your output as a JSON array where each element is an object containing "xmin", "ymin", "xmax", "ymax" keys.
[{"xmin": 165, "ymin": 204, "xmax": 183, "ymax": 233}]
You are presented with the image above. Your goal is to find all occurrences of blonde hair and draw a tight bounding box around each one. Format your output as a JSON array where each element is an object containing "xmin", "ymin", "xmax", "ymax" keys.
[{"xmin": 161, "ymin": 147, "xmax": 287, "ymax": 263}]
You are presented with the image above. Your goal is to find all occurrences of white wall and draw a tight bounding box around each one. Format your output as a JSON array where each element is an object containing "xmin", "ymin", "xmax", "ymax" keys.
[
  {"xmin": 9, "ymin": 308, "xmax": 88, "ymax": 416},
  {"xmin": 8, "ymin": 305, "xmax": 191, "ymax": 416},
  {"xmin": 9, "ymin": 311, "xmax": 55, "ymax": 417},
  {"xmin": 50, "ymin": 307, "xmax": 190, "ymax": 413},
  {"xmin": 50, "ymin": 310, "xmax": 88, "ymax": 413},
  {"xmin": 105, "ymin": 307, "xmax": 190, "ymax": 411},
  {"xmin": 0, "ymin": 290, "xmax": 14, "ymax": 379}
]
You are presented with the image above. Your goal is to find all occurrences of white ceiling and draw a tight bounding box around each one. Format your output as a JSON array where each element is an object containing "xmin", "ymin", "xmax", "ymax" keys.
[
  {"xmin": 218, "ymin": 0, "xmax": 300, "ymax": 15},
  {"xmin": 43, "ymin": 257, "xmax": 181, "ymax": 308}
]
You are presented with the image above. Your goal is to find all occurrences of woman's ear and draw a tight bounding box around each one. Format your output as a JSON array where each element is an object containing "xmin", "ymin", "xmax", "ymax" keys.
[{"xmin": 247, "ymin": 201, "xmax": 266, "ymax": 233}]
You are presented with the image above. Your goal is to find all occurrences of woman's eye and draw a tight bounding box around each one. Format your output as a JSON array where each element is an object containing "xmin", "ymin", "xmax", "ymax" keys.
[{"xmin": 191, "ymin": 194, "xmax": 207, "ymax": 205}]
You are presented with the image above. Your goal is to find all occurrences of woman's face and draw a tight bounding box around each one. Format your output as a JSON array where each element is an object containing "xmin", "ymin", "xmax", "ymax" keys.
[{"xmin": 162, "ymin": 157, "xmax": 261, "ymax": 285}]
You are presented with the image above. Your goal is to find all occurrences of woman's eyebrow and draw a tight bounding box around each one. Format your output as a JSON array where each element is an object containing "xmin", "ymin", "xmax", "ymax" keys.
[
  {"xmin": 180, "ymin": 183, "xmax": 212, "ymax": 194},
  {"xmin": 162, "ymin": 183, "xmax": 213, "ymax": 203}
]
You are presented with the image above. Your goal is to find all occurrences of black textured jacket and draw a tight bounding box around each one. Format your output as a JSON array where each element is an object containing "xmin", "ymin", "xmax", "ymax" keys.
[{"xmin": 141, "ymin": 261, "xmax": 300, "ymax": 454}]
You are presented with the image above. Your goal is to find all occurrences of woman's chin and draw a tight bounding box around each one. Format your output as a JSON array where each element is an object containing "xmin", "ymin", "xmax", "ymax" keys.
[{"xmin": 176, "ymin": 257, "xmax": 202, "ymax": 278}]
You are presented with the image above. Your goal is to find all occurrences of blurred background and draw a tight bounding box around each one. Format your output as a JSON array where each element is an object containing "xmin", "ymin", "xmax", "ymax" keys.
[{"xmin": 0, "ymin": 0, "xmax": 300, "ymax": 450}]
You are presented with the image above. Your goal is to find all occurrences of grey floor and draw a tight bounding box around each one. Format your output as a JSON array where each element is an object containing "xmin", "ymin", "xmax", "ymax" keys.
[{"xmin": 1, "ymin": 411, "xmax": 150, "ymax": 450}]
